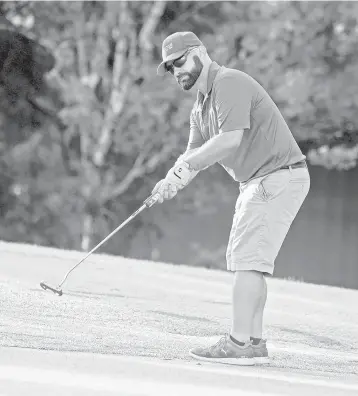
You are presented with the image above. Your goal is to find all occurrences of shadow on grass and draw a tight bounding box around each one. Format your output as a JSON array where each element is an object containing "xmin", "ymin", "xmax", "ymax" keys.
[
  {"xmin": 273, "ymin": 325, "xmax": 347, "ymax": 348},
  {"xmin": 65, "ymin": 290, "xmax": 126, "ymax": 299},
  {"xmin": 202, "ymin": 300, "xmax": 230, "ymax": 306},
  {"xmin": 149, "ymin": 310, "xmax": 219, "ymax": 325}
]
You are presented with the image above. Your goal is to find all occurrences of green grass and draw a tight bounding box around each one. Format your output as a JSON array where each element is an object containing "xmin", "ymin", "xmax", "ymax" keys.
[{"xmin": 1, "ymin": 241, "xmax": 358, "ymax": 381}]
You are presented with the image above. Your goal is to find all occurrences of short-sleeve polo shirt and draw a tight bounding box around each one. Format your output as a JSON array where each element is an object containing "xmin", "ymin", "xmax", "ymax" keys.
[{"xmin": 188, "ymin": 62, "xmax": 305, "ymax": 182}]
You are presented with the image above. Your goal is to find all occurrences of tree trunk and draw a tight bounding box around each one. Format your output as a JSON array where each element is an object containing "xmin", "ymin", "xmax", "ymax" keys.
[{"xmin": 81, "ymin": 212, "xmax": 93, "ymax": 251}]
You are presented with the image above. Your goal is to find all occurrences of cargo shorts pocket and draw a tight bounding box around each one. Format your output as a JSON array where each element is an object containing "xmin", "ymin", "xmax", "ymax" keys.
[{"xmin": 258, "ymin": 170, "xmax": 291, "ymax": 202}]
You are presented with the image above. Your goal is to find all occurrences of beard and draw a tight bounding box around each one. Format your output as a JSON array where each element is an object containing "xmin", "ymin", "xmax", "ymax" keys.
[{"xmin": 177, "ymin": 56, "xmax": 203, "ymax": 91}]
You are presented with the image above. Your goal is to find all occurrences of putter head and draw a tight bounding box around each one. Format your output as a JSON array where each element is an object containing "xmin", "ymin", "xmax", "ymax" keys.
[{"xmin": 40, "ymin": 281, "xmax": 63, "ymax": 296}]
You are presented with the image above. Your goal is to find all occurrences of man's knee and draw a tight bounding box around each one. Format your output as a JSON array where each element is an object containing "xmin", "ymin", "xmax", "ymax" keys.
[
  {"xmin": 233, "ymin": 270, "xmax": 265, "ymax": 289},
  {"xmin": 233, "ymin": 269, "xmax": 265, "ymax": 279}
]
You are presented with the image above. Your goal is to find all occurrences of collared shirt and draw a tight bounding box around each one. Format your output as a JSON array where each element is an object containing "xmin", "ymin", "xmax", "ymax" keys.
[{"xmin": 188, "ymin": 62, "xmax": 305, "ymax": 182}]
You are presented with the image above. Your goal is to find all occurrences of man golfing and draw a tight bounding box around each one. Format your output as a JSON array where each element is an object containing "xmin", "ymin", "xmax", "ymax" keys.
[{"xmin": 153, "ymin": 31, "xmax": 310, "ymax": 366}]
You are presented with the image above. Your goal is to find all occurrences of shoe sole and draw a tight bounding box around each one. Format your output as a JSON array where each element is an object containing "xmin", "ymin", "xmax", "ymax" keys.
[
  {"xmin": 189, "ymin": 352, "xmax": 255, "ymax": 366},
  {"xmin": 254, "ymin": 356, "xmax": 270, "ymax": 364}
]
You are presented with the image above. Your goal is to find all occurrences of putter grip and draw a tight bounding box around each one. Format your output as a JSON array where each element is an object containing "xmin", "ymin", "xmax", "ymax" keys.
[{"xmin": 144, "ymin": 193, "xmax": 161, "ymax": 208}]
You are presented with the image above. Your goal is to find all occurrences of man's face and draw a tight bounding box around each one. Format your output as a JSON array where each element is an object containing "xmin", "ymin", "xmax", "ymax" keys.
[{"xmin": 166, "ymin": 49, "xmax": 204, "ymax": 91}]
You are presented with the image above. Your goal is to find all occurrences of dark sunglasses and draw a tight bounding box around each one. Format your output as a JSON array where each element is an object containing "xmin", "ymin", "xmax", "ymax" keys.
[{"xmin": 165, "ymin": 47, "xmax": 197, "ymax": 74}]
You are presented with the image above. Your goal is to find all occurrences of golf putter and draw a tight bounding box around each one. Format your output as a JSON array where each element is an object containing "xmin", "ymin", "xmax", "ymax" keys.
[{"xmin": 40, "ymin": 192, "xmax": 161, "ymax": 296}]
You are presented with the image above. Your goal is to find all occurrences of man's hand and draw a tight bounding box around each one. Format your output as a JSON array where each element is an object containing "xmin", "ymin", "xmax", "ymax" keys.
[
  {"xmin": 151, "ymin": 180, "xmax": 178, "ymax": 203},
  {"xmin": 152, "ymin": 161, "xmax": 199, "ymax": 204},
  {"xmin": 164, "ymin": 161, "xmax": 196, "ymax": 189}
]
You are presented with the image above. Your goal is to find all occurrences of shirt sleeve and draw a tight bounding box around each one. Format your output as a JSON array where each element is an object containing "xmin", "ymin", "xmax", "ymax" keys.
[
  {"xmin": 187, "ymin": 110, "xmax": 204, "ymax": 150},
  {"xmin": 214, "ymin": 74, "xmax": 252, "ymax": 133}
]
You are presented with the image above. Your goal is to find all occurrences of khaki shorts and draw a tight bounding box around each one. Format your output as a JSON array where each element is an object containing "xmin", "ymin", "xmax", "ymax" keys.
[{"xmin": 226, "ymin": 166, "xmax": 310, "ymax": 275}]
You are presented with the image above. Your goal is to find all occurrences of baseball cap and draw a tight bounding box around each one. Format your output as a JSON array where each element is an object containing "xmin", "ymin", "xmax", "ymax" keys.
[{"xmin": 157, "ymin": 31, "xmax": 203, "ymax": 76}]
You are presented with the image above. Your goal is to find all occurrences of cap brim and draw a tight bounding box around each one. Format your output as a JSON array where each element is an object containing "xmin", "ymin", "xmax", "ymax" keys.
[{"xmin": 157, "ymin": 49, "xmax": 187, "ymax": 76}]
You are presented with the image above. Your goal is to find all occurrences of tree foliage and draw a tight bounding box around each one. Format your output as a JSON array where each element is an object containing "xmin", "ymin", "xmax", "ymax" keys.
[{"xmin": 1, "ymin": 1, "xmax": 358, "ymax": 256}]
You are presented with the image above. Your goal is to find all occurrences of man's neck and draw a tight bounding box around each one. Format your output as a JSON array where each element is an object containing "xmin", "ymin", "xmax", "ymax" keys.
[{"xmin": 195, "ymin": 61, "xmax": 212, "ymax": 96}]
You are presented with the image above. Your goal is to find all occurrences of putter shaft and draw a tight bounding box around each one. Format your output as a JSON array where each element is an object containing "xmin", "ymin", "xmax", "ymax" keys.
[
  {"xmin": 57, "ymin": 203, "xmax": 148, "ymax": 288},
  {"xmin": 40, "ymin": 193, "xmax": 160, "ymax": 295}
]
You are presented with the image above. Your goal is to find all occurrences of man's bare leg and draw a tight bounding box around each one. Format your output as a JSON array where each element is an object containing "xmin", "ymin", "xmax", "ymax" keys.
[
  {"xmin": 230, "ymin": 270, "xmax": 265, "ymax": 343},
  {"xmin": 252, "ymin": 274, "xmax": 267, "ymax": 339}
]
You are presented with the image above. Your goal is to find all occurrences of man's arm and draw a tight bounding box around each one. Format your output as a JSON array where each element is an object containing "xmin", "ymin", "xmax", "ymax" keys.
[
  {"xmin": 175, "ymin": 148, "xmax": 199, "ymax": 165},
  {"xmin": 184, "ymin": 74, "xmax": 252, "ymax": 171},
  {"xmin": 173, "ymin": 109, "xmax": 203, "ymax": 170},
  {"xmin": 183, "ymin": 130, "xmax": 244, "ymax": 171}
]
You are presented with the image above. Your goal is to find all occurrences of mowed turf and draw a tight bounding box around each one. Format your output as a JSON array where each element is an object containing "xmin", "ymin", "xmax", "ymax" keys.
[{"xmin": 1, "ymin": 241, "xmax": 358, "ymax": 382}]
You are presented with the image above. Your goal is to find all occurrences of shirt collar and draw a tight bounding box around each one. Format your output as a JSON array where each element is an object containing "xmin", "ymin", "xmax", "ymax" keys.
[
  {"xmin": 206, "ymin": 61, "xmax": 221, "ymax": 94},
  {"xmin": 197, "ymin": 61, "xmax": 221, "ymax": 103}
]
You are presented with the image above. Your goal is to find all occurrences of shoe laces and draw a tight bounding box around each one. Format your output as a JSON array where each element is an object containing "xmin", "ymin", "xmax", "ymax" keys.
[{"xmin": 210, "ymin": 335, "xmax": 228, "ymax": 352}]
